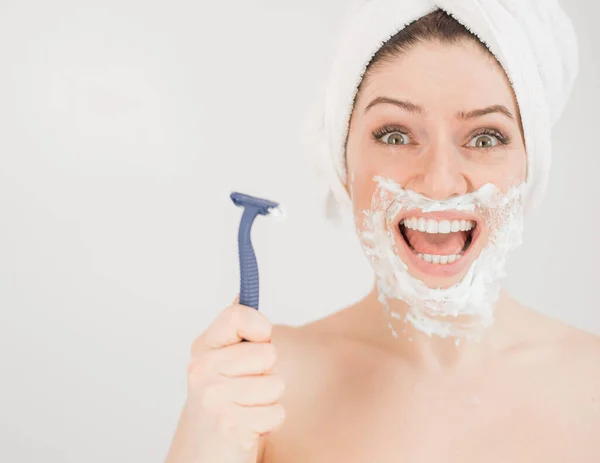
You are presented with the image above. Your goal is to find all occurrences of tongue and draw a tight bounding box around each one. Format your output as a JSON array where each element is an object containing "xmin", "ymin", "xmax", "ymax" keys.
[{"xmin": 403, "ymin": 228, "xmax": 467, "ymax": 255}]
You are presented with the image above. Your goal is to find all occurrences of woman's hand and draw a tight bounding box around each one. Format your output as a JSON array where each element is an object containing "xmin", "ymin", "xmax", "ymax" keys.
[{"xmin": 165, "ymin": 299, "xmax": 286, "ymax": 463}]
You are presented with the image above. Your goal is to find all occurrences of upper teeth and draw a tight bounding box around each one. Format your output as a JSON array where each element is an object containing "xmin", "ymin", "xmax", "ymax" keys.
[{"xmin": 402, "ymin": 217, "xmax": 475, "ymax": 234}]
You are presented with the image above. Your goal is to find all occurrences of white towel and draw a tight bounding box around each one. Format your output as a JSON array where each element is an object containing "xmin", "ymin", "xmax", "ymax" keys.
[{"xmin": 303, "ymin": 0, "xmax": 579, "ymax": 224}]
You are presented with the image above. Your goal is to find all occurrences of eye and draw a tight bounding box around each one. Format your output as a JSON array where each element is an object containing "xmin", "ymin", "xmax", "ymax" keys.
[
  {"xmin": 382, "ymin": 132, "xmax": 410, "ymax": 145},
  {"xmin": 371, "ymin": 125, "xmax": 412, "ymax": 146},
  {"xmin": 469, "ymin": 134, "xmax": 498, "ymax": 148},
  {"xmin": 466, "ymin": 129, "xmax": 510, "ymax": 149}
]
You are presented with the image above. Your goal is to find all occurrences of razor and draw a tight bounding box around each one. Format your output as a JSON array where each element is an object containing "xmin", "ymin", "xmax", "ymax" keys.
[{"xmin": 230, "ymin": 192, "xmax": 281, "ymax": 311}]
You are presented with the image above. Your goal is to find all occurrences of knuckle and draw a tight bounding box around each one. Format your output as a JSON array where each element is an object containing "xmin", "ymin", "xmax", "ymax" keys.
[
  {"xmin": 187, "ymin": 354, "xmax": 209, "ymax": 377},
  {"xmin": 190, "ymin": 335, "xmax": 205, "ymax": 356},
  {"xmin": 259, "ymin": 317, "xmax": 273, "ymax": 338},
  {"xmin": 201, "ymin": 383, "xmax": 225, "ymax": 411},
  {"xmin": 271, "ymin": 375, "xmax": 286, "ymax": 397},
  {"xmin": 260, "ymin": 404, "xmax": 286, "ymax": 433},
  {"xmin": 186, "ymin": 353, "xmax": 215, "ymax": 389},
  {"xmin": 272, "ymin": 404, "xmax": 286, "ymax": 425},
  {"xmin": 235, "ymin": 305, "xmax": 270, "ymax": 336},
  {"xmin": 239, "ymin": 437, "xmax": 256, "ymax": 452},
  {"xmin": 262, "ymin": 343, "xmax": 277, "ymax": 366},
  {"xmin": 216, "ymin": 406, "xmax": 239, "ymax": 435},
  {"xmin": 227, "ymin": 304, "xmax": 244, "ymax": 324},
  {"xmin": 186, "ymin": 361, "xmax": 203, "ymax": 389}
]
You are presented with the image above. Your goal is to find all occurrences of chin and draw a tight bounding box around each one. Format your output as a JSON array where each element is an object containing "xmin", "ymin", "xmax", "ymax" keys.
[{"xmin": 391, "ymin": 209, "xmax": 487, "ymax": 289}]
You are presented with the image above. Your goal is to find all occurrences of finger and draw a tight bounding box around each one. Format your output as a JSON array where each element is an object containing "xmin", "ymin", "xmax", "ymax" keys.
[
  {"xmin": 222, "ymin": 403, "xmax": 286, "ymax": 436},
  {"xmin": 200, "ymin": 304, "xmax": 273, "ymax": 351},
  {"xmin": 241, "ymin": 403, "xmax": 287, "ymax": 435},
  {"xmin": 200, "ymin": 374, "xmax": 284, "ymax": 411},
  {"xmin": 229, "ymin": 374, "xmax": 286, "ymax": 407},
  {"xmin": 215, "ymin": 341, "xmax": 277, "ymax": 377}
]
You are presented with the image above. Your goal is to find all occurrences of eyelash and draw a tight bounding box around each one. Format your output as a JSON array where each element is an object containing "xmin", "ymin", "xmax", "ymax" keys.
[{"xmin": 370, "ymin": 124, "xmax": 512, "ymax": 147}]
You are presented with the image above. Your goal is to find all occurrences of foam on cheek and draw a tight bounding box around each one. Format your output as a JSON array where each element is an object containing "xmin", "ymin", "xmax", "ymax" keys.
[{"xmin": 355, "ymin": 175, "xmax": 526, "ymax": 342}]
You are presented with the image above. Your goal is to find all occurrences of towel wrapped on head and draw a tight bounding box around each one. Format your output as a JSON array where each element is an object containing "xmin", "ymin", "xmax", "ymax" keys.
[{"xmin": 303, "ymin": 0, "xmax": 579, "ymax": 224}]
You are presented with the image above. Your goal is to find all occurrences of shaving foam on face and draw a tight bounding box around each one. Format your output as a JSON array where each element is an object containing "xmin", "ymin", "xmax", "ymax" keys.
[{"xmin": 355, "ymin": 175, "xmax": 526, "ymax": 342}]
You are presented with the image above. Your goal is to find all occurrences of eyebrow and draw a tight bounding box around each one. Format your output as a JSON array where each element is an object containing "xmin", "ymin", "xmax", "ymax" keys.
[{"xmin": 364, "ymin": 96, "xmax": 514, "ymax": 121}]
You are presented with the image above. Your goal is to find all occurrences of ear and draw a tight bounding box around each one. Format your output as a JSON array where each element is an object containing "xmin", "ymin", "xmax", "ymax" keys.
[
  {"xmin": 343, "ymin": 168, "xmax": 354, "ymax": 200},
  {"xmin": 343, "ymin": 180, "xmax": 351, "ymax": 197}
]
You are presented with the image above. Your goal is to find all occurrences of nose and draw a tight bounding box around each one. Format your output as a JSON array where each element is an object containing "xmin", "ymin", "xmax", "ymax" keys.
[{"xmin": 405, "ymin": 139, "xmax": 469, "ymax": 200}]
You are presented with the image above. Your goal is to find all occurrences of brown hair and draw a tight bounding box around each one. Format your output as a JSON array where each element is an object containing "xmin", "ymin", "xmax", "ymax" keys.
[
  {"xmin": 362, "ymin": 8, "xmax": 494, "ymax": 83},
  {"xmin": 348, "ymin": 8, "xmax": 522, "ymax": 147}
]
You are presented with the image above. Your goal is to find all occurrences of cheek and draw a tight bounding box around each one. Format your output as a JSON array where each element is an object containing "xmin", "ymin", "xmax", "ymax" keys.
[
  {"xmin": 466, "ymin": 147, "xmax": 527, "ymax": 190},
  {"xmin": 505, "ymin": 147, "xmax": 527, "ymax": 183},
  {"xmin": 491, "ymin": 150, "xmax": 527, "ymax": 188},
  {"xmin": 346, "ymin": 138, "xmax": 412, "ymax": 210},
  {"xmin": 518, "ymin": 150, "xmax": 527, "ymax": 183},
  {"xmin": 346, "ymin": 135, "xmax": 376, "ymax": 211},
  {"xmin": 348, "ymin": 171, "xmax": 375, "ymax": 214}
]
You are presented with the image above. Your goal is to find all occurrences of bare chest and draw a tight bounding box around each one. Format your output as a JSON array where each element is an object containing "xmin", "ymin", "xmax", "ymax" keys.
[{"xmin": 264, "ymin": 360, "xmax": 599, "ymax": 463}]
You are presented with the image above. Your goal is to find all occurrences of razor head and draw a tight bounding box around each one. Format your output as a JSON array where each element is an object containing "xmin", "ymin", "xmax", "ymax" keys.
[{"xmin": 230, "ymin": 192, "xmax": 280, "ymax": 216}]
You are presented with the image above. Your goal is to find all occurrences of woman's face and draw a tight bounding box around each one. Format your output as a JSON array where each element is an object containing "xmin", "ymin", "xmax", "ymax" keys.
[{"xmin": 346, "ymin": 39, "xmax": 527, "ymax": 290}]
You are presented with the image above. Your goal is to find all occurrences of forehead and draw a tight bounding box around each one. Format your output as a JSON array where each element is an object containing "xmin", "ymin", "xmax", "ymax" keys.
[{"xmin": 356, "ymin": 40, "xmax": 518, "ymax": 115}]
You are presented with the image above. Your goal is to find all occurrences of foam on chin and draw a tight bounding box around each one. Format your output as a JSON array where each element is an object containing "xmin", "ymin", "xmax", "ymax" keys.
[{"xmin": 355, "ymin": 175, "xmax": 526, "ymax": 342}]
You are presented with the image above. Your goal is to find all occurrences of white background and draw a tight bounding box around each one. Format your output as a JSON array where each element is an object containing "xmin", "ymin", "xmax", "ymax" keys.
[{"xmin": 1, "ymin": 1, "xmax": 598, "ymax": 462}]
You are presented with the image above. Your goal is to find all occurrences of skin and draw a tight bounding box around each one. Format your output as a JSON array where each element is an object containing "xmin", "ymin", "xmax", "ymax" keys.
[
  {"xmin": 348, "ymin": 39, "xmax": 526, "ymax": 291},
  {"xmin": 257, "ymin": 40, "xmax": 600, "ymax": 462}
]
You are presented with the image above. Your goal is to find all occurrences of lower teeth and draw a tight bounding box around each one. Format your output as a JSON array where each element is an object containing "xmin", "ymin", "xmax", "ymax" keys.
[{"xmin": 416, "ymin": 253, "xmax": 462, "ymax": 264}]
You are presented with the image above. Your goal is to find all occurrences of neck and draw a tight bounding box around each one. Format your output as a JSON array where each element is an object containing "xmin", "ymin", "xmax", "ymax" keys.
[{"xmin": 356, "ymin": 285, "xmax": 523, "ymax": 369}]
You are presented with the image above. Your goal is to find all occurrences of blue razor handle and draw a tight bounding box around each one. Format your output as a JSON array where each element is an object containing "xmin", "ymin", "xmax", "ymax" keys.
[{"xmin": 230, "ymin": 192, "xmax": 280, "ymax": 311}]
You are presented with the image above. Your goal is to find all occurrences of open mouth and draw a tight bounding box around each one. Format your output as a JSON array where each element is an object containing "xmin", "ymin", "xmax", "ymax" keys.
[{"xmin": 397, "ymin": 215, "xmax": 480, "ymax": 266}]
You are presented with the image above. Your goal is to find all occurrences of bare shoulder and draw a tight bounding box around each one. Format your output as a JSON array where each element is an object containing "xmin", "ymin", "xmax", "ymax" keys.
[
  {"xmin": 559, "ymin": 325, "xmax": 600, "ymax": 384},
  {"xmin": 541, "ymin": 322, "xmax": 600, "ymax": 429},
  {"xmin": 544, "ymin": 318, "xmax": 600, "ymax": 372},
  {"xmin": 269, "ymin": 317, "xmax": 345, "ymax": 401},
  {"xmin": 518, "ymin": 306, "xmax": 600, "ymax": 372},
  {"xmin": 267, "ymin": 307, "xmax": 368, "ymax": 388},
  {"xmin": 257, "ymin": 316, "xmax": 347, "ymax": 463}
]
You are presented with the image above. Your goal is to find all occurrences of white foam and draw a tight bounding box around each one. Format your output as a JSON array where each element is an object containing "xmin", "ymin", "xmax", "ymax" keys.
[
  {"xmin": 268, "ymin": 205, "xmax": 286, "ymax": 222},
  {"xmin": 356, "ymin": 176, "xmax": 526, "ymax": 342}
]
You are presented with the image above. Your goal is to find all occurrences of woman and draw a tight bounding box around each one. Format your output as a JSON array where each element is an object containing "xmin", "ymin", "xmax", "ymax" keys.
[{"xmin": 165, "ymin": 2, "xmax": 600, "ymax": 463}]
